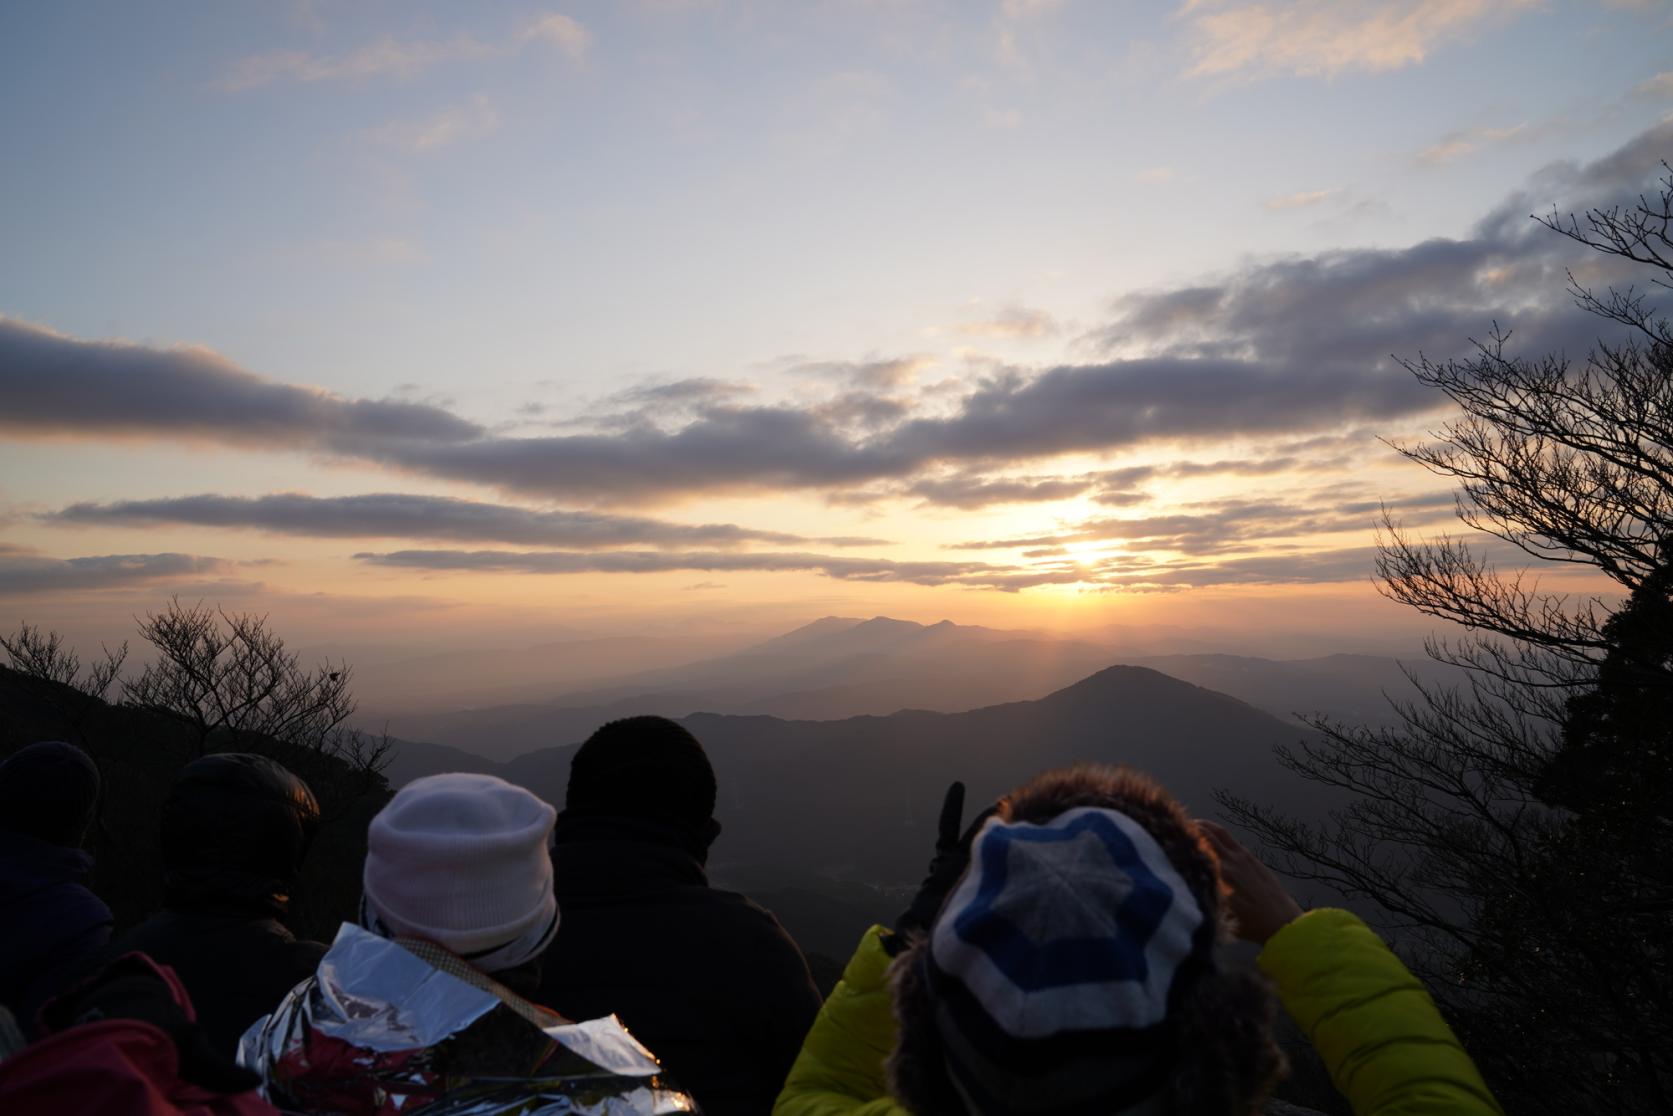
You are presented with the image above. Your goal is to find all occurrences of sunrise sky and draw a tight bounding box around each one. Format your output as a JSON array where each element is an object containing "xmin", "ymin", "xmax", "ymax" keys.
[{"xmin": 3, "ymin": 1, "xmax": 1672, "ymax": 656}]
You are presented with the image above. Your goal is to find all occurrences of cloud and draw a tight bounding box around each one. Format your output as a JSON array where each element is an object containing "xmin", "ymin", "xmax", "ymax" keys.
[
  {"xmin": 1417, "ymin": 123, "xmax": 1528, "ymax": 165},
  {"xmin": 355, "ymin": 548, "xmax": 1087, "ymax": 592},
  {"xmin": 1099, "ymin": 545, "xmax": 1386, "ymax": 588},
  {"xmin": 0, "ymin": 551, "xmax": 231, "ymax": 596},
  {"xmin": 0, "ymin": 316, "xmax": 481, "ymax": 450},
  {"xmin": 609, "ymin": 377, "xmax": 756, "ymax": 407},
  {"xmin": 1088, "ymin": 124, "xmax": 1673, "ymax": 383},
  {"xmin": 218, "ymin": 12, "xmax": 589, "ymax": 90},
  {"xmin": 521, "ymin": 13, "xmax": 592, "ymax": 59},
  {"xmin": 786, "ymin": 357, "xmax": 930, "ymax": 390},
  {"xmin": 957, "ymin": 305, "xmax": 1061, "ymax": 339},
  {"xmin": 6, "ymin": 123, "xmax": 1669, "ymax": 511},
  {"xmin": 907, "ymin": 473, "xmax": 1101, "ymax": 509},
  {"xmin": 1181, "ymin": 0, "xmax": 1537, "ymax": 80},
  {"xmin": 218, "ymin": 37, "xmax": 491, "ymax": 90},
  {"xmin": 951, "ymin": 491, "xmax": 1458, "ymax": 554},
  {"xmin": 366, "ymin": 94, "xmax": 501, "ymax": 152},
  {"xmin": 1264, "ymin": 188, "xmax": 1335, "ymax": 211},
  {"xmin": 47, "ymin": 493, "xmax": 890, "ymax": 550},
  {"xmin": 1635, "ymin": 71, "xmax": 1673, "ymax": 98}
]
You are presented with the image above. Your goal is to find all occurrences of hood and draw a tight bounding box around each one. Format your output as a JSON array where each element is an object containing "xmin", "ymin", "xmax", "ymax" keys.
[{"xmin": 0, "ymin": 831, "xmax": 94, "ymax": 902}]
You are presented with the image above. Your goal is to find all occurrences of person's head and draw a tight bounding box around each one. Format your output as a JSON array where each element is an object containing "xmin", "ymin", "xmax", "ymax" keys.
[
  {"xmin": 564, "ymin": 716, "xmax": 720, "ymax": 853},
  {"xmin": 361, "ymin": 772, "xmax": 558, "ymax": 976},
  {"xmin": 888, "ymin": 764, "xmax": 1284, "ymax": 1116},
  {"xmin": 159, "ymin": 753, "xmax": 320, "ymax": 918},
  {"xmin": 0, "ymin": 741, "xmax": 101, "ymax": 848}
]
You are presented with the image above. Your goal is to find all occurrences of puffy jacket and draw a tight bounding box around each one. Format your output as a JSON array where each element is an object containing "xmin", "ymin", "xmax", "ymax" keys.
[
  {"xmin": 772, "ymin": 911, "xmax": 1503, "ymax": 1116},
  {"xmin": 1258, "ymin": 909, "xmax": 1502, "ymax": 1115},
  {"xmin": 772, "ymin": 927, "xmax": 898, "ymax": 1116},
  {"xmin": 0, "ymin": 831, "xmax": 113, "ymax": 1033}
]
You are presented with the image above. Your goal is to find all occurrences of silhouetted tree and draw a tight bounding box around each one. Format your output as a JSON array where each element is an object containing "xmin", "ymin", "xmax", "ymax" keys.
[
  {"xmin": 4, "ymin": 600, "xmax": 389, "ymax": 782},
  {"xmin": 0, "ymin": 623, "xmax": 127, "ymax": 701},
  {"xmin": 1, "ymin": 623, "xmax": 128, "ymax": 744},
  {"xmin": 1221, "ymin": 166, "xmax": 1673, "ymax": 1113}
]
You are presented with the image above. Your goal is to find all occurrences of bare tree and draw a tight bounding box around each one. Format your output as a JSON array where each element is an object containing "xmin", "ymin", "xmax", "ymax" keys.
[
  {"xmin": 1, "ymin": 623, "xmax": 128, "ymax": 701},
  {"xmin": 1220, "ymin": 167, "xmax": 1673, "ymax": 1112},
  {"xmin": 120, "ymin": 599, "xmax": 387, "ymax": 778}
]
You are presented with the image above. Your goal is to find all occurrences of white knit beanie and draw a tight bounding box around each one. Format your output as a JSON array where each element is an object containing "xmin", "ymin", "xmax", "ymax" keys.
[{"xmin": 362, "ymin": 773, "xmax": 559, "ymax": 973}]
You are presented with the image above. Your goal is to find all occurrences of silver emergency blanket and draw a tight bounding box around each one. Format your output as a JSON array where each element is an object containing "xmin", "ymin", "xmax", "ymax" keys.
[{"xmin": 238, "ymin": 923, "xmax": 698, "ymax": 1115}]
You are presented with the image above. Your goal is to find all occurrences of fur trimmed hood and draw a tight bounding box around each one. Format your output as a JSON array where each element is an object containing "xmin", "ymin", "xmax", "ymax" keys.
[{"xmin": 885, "ymin": 765, "xmax": 1285, "ymax": 1116}]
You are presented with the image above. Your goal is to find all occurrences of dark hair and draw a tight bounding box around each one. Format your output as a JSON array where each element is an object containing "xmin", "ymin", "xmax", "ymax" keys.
[
  {"xmin": 888, "ymin": 764, "xmax": 1287, "ymax": 1116},
  {"xmin": 565, "ymin": 716, "xmax": 718, "ymax": 833},
  {"xmin": 160, "ymin": 753, "xmax": 320, "ymax": 917}
]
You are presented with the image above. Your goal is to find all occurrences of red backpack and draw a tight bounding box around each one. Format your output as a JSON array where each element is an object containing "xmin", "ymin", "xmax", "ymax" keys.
[{"xmin": 0, "ymin": 954, "xmax": 279, "ymax": 1116}]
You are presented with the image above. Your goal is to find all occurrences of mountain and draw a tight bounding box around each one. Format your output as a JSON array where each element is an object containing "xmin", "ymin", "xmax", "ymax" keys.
[
  {"xmin": 478, "ymin": 663, "xmax": 1319, "ymax": 886},
  {"xmin": 373, "ymin": 616, "xmax": 1121, "ymax": 761},
  {"xmin": 1127, "ymin": 652, "xmax": 1466, "ymax": 728},
  {"xmin": 378, "ymin": 734, "xmax": 503, "ymax": 787},
  {"xmin": 350, "ymin": 634, "xmax": 722, "ymax": 716}
]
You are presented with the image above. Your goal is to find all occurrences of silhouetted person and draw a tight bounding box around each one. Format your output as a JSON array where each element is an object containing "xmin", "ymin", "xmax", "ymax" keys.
[
  {"xmin": 0, "ymin": 741, "xmax": 113, "ymax": 1034},
  {"xmin": 107, "ymin": 753, "xmax": 326, "ymax": 1058},
  {"xmin": 537, "ymin": 715, "xmax": 822, "ymax": 1116}
]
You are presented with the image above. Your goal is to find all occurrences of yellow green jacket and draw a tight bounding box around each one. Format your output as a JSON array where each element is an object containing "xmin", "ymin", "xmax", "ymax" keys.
[{"xmin": 772, "ymin": 909, "xmax": 1502, "ymax": 1116}]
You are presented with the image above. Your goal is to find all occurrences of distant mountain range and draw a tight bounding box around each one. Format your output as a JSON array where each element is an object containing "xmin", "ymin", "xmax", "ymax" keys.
[
  {"xmin": 367, "ymin": 615, "xmax": 1454, "ymax": 763},
  {"xmin": 385, "ymin": 661, "xmax": 1325, "ymax": 886}
]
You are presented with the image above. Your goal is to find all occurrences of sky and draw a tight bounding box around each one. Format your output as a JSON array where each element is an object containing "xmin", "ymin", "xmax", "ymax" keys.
[{"xmin": 2, "ymin": 0, "xmax": 1672, "ymax": 658}]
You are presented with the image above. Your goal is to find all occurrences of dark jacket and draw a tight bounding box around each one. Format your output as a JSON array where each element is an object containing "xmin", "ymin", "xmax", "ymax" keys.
[
  {"xmin": 0, "ymin": 832, "xmax": 113, "ymax": 1033},
  {"xmin": 108, "ymin": 910, "xmax": 324, "ymax": 1059},
  {"xmin": 538, "ymin": 817, "xmax": 823, "ymax": 1116}
]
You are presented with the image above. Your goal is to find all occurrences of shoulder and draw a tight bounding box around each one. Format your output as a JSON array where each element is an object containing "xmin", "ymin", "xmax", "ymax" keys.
[
  {"xmin": 712, "ymin": 890, "xmax": 814, "ymax": 954},
  {"xmin": 53, "ymin": 881, "xmax": 113, "ymax": 930}
]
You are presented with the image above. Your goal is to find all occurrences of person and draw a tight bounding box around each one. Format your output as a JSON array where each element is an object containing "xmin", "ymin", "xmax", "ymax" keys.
[
  {"xmin": 537, "ymin": 716, "xmax": 823, "ymax": 1116},
  {"xmin": 106, "ymin": 753, "xmax": 326, "ymax": 1058},
  {"xmin": 0, "ymin": 741, "xmax": 114, "ymax": 1035},
  {"xmin": 0, "ymin": 952, "xmax": 278, "ymax": 1116},
  {"xmin": 239, "ymin": 772, "xmax": 696, "ymax": 1115},
  {"xmin": 773, "ymin": 764, "xmax": 1504, "ymax": 1116}
]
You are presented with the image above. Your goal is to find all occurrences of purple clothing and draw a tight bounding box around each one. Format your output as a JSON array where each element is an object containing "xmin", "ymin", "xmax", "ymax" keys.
[{"xmin": 0, "ymin": 831, "xmax": 113, "ymax": 1034}]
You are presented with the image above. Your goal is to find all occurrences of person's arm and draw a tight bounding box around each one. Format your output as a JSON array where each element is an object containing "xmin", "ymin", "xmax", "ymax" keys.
[
  {"xmin": 1200, "ymin": 821, "xmax": 1503, "ymax": 1116},
  {"xmin": 772, "ymin": 927, "xmax": 902, "ymax": 1116}
]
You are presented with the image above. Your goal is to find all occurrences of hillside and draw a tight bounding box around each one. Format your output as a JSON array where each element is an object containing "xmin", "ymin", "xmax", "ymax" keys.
[{"xmin": 0, "ymin": 665, "xmax": 389, "ymax": 943}]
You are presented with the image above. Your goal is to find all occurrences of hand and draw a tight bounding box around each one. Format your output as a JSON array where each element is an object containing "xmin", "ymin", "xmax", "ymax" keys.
[
  {"xmin": 1198, "ymin": 820, "xmax": 1304, "ymax": 946},
  {"xmin": 893, "ymin": 781, "xmax": 1002, "ymax": 942}
]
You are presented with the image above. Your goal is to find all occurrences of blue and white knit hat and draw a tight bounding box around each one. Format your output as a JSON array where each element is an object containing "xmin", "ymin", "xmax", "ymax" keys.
[{"xmin": 923, "ymin": 806, "xmax": 1214, "ymax": 1116}]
